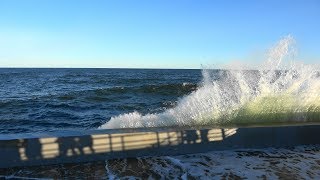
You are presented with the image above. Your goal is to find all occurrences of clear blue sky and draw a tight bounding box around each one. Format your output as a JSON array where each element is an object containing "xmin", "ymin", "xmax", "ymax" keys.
[{"xmin": 0, "ymin": 0, "xmax": 319, "ymax": 68}]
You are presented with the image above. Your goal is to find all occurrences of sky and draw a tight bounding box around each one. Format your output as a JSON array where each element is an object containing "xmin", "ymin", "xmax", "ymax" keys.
[{"xmin": 0, "ymin": 0, "xmax": 319, "ymax": 68}]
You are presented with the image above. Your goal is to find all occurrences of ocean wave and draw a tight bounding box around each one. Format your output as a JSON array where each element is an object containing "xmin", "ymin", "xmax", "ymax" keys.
[
  {"xmin": 0, "ymin": 82, "xmax": 196, "ymax": 108},
  {"xmin": 105, "ymin": 145, "xmax": 320, "ymax": 179},
  {"xmin": 100, "ymin": 35, "xmax": 320, "ymax": 129},
  {"xmin": 54, "ymin": 83, "xmax": 198, "ymax": 101}
]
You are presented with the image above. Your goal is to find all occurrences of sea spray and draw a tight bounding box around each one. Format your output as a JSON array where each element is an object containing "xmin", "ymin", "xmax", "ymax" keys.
[{"xmin": 100, "ymin": 36, "xmax": 320, "ymax": 129}]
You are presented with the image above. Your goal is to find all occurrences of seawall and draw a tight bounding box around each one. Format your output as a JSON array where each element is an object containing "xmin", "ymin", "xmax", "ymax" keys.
[{"xmin": 1, "ymin": 124, "xmax": 320, "ymax": 168}]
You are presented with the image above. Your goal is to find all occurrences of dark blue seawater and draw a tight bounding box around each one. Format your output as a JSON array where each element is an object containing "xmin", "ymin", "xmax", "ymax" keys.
[{"xmin": 0, "ymin": 68, "xmax": 201, "ymax": 134}]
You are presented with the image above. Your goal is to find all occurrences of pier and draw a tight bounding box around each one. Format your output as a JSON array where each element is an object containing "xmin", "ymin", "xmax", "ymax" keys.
[{"xmin": 1, "ymin": 124, "xmax": 320, "ymax": 168}]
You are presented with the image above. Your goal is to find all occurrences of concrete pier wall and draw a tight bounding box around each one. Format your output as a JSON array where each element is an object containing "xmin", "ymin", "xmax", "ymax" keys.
[{"xmin": 0, "ymin": 125, "xmax": 320, "ymax": 168}]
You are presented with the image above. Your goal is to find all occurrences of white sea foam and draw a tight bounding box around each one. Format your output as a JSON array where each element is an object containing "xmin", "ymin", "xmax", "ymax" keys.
[
  {"xmin": 100, "ymin": 35, "xmax": 320, "ymax": 129},
  {"xmin": 105, "ymin": 145, "xmax": 320, "ymax": 179}
]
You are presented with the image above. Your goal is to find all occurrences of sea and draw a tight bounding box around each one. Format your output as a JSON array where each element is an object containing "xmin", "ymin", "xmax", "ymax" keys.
[
  {"xmin": 0, "ymin": 35, "xmax": 319, "ymax": 134},
  {"xmin": 0, "ymin": 68, "xmax": 200, "ymax": 134}
]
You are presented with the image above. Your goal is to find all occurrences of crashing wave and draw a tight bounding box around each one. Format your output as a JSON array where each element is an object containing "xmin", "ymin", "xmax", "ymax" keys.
[{"xmin": 100, "ymin": 35, "xmax": 320, "ymax": 129}]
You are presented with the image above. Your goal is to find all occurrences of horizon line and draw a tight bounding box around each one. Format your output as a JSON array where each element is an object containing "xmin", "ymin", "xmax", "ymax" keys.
[{"xmin": 0, "ymin": 66, "xmax": 202, "ymax": 70}]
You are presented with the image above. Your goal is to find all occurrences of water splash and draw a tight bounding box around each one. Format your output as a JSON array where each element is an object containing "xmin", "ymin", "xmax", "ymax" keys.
[{"xmin": 100, "ymin": 35, "xmax": 320, "ymax": 129}]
